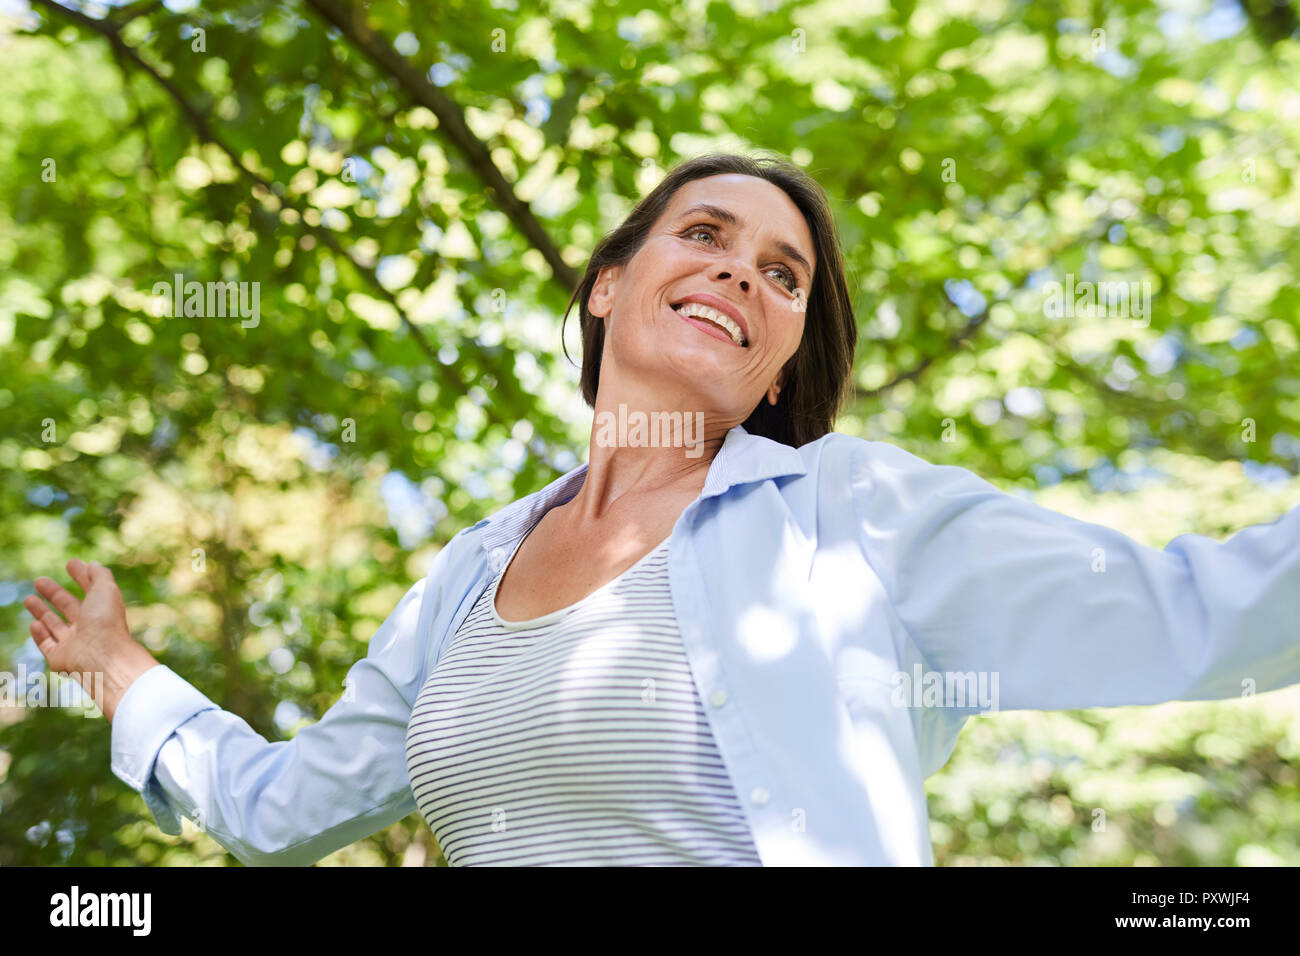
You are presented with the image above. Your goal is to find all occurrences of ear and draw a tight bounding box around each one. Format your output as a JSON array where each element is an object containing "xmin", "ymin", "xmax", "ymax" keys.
[
  {"xmin": 765, "ymin": 369, "xmax": 785, "ymax": 406},
  {"xmin": 588, "ymin": 264, "xmax": 623, "ymax": 319}
]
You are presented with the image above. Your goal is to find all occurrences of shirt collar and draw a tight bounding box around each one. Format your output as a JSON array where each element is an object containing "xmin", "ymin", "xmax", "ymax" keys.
[{"xmin": 475, "ymin": 424, "xmax": 808, "ymax": 554}]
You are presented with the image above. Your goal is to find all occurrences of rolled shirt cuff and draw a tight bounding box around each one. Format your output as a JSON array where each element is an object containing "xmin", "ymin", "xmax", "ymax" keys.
[{"xmin": 109, "ymin": 664, "xmax": 220, "ymax": 836}]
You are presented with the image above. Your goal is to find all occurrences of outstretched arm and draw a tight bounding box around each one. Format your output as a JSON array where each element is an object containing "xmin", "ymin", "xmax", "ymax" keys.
[
  {"xmin": 108, "ymin": 579, "xmax": 428, "ymax": 866},
  {"xmin": 25, "ymin": 534, "xmax": 467, "ymax": 866},
  {"xmin": 851, "ymin": 440, "xmax": 1300, "ymax": 713}
]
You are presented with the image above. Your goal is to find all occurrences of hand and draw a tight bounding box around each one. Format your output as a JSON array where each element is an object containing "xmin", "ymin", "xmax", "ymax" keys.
[{"xmin": 24, "ymin": 559, "xmax": 159, "ymax": 722}]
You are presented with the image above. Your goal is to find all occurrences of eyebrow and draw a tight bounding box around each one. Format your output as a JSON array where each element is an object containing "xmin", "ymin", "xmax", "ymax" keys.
[{"xmin": 676, "ymin": 202, "xmax": 814, "ymax": 281}]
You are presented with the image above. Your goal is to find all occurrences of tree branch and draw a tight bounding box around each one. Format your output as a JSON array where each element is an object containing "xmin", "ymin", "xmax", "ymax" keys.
[
  {"xmin": 32, "ymin": 0, "xmax": 558, "ymax": 463},
  {"xmin": 301, "ymin": 0, "xmax": 580, "ymax": 292},
  {"xmin": 859, "ymin": 216, "xmax": 1118, "ymax": 399},
  {"xmin": 856, "ymin": 308, "xmax": 989, "ymax": 400},
  {"xmin": 106, "ymin": 0, "xmax": 165, "ymax": 31}
]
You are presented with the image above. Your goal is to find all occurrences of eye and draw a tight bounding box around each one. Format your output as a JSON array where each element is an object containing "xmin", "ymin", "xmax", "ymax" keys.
[
  {"xmin": 683, "ymin": 223, "xmax": 800, "ymax": 292},
  {"xmin": 765, "ymin": 265, "xmax": 798, "ymax": 291}
]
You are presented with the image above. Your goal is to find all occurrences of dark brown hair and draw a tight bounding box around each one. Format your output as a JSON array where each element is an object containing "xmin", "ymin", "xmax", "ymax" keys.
[{"xmin": 562, "ymin": 152, "xmax": 857, "ymax": 448}]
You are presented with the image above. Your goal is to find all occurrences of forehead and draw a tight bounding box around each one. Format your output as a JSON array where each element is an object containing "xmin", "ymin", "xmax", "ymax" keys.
[{"xmin": 662, "ymin": 174, "xmax": 815, "ymax": 266}]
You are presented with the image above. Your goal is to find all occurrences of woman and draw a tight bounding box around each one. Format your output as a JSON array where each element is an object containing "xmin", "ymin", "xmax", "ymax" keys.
[{"xmin": 24, "ymin": 153, "xmax": 1300, "ymax": 866}]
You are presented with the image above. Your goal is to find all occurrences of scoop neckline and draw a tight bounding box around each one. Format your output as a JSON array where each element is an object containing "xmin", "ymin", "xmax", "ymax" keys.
[{"xmin": 488, "ymin": 525, "xmax": 671, "ymax": 631}]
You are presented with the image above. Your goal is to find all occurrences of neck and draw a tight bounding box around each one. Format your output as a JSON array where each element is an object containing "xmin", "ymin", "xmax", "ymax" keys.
[{"xmin": 573, "ymin": 376, "xmax": 734, "ymax": 521}]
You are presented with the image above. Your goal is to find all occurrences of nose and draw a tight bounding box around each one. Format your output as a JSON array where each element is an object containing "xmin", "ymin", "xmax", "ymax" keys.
[{"xmin": 713, "ymin": 267, "xmax": 750, "ymax": 293}]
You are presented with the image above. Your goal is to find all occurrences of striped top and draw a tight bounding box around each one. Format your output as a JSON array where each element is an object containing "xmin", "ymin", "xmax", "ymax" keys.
[{"xmin": 403, "ymin": 524, "xmax": 763, "ymax": 866}]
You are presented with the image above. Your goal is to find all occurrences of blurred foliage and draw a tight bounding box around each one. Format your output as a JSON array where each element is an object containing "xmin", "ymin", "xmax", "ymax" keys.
[{"xmin": 1, "ymin": 0, "xmax": 1298, "ymax": 866}]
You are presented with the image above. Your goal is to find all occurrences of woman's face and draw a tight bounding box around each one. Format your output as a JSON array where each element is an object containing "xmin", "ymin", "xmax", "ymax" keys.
[{"xmin": 588, "ymin": 173, "xmax": 816, "ymax": 422}]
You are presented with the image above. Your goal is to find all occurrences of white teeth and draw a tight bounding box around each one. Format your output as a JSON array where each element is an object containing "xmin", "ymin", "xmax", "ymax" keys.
[{"xmin": 675, "ymin": 301, "xmax": 745, "ymax": 346}]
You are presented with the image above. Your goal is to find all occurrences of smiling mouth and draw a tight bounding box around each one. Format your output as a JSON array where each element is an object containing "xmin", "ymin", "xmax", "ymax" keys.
[{"xmin": 671, "ymin": 301, "xmax": 749, "ymax": 347}]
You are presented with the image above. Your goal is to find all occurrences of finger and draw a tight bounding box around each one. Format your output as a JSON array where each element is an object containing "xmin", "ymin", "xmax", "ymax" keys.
[
  {"xmin": 34, "ymin": 576, "xmax": 81, "ymax": 623},
  {"xmin": 88, "ymin": 560, "xmax": 117, "ymax": 586},
  {"xmin": 30, "ymin": 618, "xmax": 58, "ymax": 657},
  {"xmin": 24, "ymin": 593, "xmax": 63, "ymax": 625},
  {"xmin": 67, "ymin": 559, "xmax": 92, "ymax": 594},
  {"xmin": 24, "ymin": 596, "xmax": 71, "ymax": 642}
]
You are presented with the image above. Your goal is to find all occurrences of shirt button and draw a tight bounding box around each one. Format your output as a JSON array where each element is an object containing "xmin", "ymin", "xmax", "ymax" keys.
[
  {"xmin": 709, "ymin": 689, "xmax": 727, "ymax": 708},
  {"xmin": 750, "ymin": 787, "xmax": 770, "ymax": 806},
  {"xmin": 489, "ymin": 547, "xmax": 507, "ymax": 570}
]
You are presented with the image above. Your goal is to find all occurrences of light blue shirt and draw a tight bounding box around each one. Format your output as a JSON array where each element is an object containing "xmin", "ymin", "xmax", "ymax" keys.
[{"xmin": 110, "ymin": 425, "xmax": 1300, "ymax": 865}]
